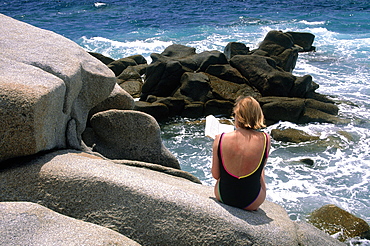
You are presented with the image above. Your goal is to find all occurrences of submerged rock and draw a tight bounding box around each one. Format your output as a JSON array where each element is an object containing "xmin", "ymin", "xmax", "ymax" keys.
[
  {"xmin": 271, "ymin": 128, "xmax": 320, "ymax": 143},
  {"xmin": 308, "ymin": 204, "xmax": 370, "ymax": 242}
]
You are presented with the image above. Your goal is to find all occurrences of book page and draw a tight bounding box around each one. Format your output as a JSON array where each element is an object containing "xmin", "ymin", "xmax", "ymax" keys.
[{"xmin": 205, "ymin": 115, "xmax": 234, "ymax": 139}]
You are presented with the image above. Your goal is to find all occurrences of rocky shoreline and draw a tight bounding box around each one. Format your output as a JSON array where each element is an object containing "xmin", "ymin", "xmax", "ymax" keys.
[
  {"xmin": 1, "ymin": 13, "xmax": 368, "ymax": 245},
  {"xmin": 89, "ymin": 29, "xmax": 344, "ymax": 127}
]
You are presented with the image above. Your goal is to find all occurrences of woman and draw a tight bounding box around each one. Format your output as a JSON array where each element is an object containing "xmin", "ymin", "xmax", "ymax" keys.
[{"xmin": 211, "ymin": 96, "xmax": 270, "ymax": 211}]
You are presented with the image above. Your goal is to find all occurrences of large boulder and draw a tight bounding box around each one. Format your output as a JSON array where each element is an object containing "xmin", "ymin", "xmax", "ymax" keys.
[
  {"xmin": 257, "ymin": 30, "xmax": 299, "ymax": 72},
  {"xmin": 88, "ymin": 52, "xmax": 115, "ymax": 65},
  {"xmin": 88, "ymin": 83, "xmax": 135, "ymax": 117},
  {"xmin": 224, "ymin": 42, "xmax": 250, "ymax": 60},
  {"xmin": 205, "ymin": 63, "xmax": 249, "ymax": 84},
  {"xmin": 107, "ymin": 57, "xmax": 138, "ymax": 76},
  {"xmin": 141, "ymin": 53, "xmax": 192, "ymax": 100},
  {"xmin": 0, "ymin": 201, "xmax": 140, "ymax": 246},
  {"xmin": 161, "ymin": 43, "xmax": 197, "ymax": 59},
  {"xmin": 0, "ymin": 14, "xmax": 116, "ymax": 163},
  {"xmin": 90, "ymin": 109, "xmax": 180, "ymax": 169},
  {"xmin": 258, "ymin": 96, "xmax": 340, "ymax": 124},
  {"xmin": 230, "ymin": 55, "xmax": 296, "ymax": 97},
  {"xmin": 286, "ymin": 32, "xmax": 316, "ymax": 52},
  {"xmin": 208, "ymin": 74, "xmax": 261, "ymax": 101},
  {"xmin": 175, "ymin": 72, "xmax": 212, "ymax": 102},
  {"xmin": 134, "ymin": 100, "xmax": 170, "ymax": 120},
  {"xmin": 0, "ymin": 150, "xmax": 344, "ymax": 246},
  {"xmin": 193, "ymin": 50, "xmax": 229, "ymax": 72}
]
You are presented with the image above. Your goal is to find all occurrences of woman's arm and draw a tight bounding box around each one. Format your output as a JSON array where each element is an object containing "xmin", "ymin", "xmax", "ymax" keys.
[{"xmin": 211, "ymin": 134, "xmax": 221, "ymax": 180}]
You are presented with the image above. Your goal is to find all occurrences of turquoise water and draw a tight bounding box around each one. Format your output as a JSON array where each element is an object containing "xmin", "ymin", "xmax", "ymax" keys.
[{"xmin": 1, "ymin": 0, "xmax": 369, "ymax": 243}]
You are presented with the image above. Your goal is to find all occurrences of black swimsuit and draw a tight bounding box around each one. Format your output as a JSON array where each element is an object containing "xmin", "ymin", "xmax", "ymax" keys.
[{"xmin": 217, "ymin": 132, "xmax": 269, "ymax": 209}]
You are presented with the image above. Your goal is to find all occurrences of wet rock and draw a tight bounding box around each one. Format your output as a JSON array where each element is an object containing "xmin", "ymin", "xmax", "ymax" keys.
[
  {"xmin": 181, "ymin": 102, "xmax": 204, "ymax": 118},
  {"xmin": 300, "ymin": 158, "xmax": 315, "ymax": 166},
  {"xmin": 305, "ymin": 98, "xmax": 339, "ymax": 115},
  {"xmin": 91, "ymin": 109, "xmax": 179, "ymax": 168},
  {"xmin": 271, "ymin": 128, "xmax": 320, "ymax": 143},
  {"xmin": 0, "ymin": 202, "xmax": 140, "ymax": 246},
  {"xmin": 286, "ymin": 32, "xmax": 316, "ymax": 52},
  {"xmin": 224, "ymin": 42, "xmax": 250, "ymax": 59},
  {"xmin": 290, "ymin": 75, "xmax": 318, "ymax": 98},
  {"xmin": 308, "ymin": 204, "xmax": 370, "ymax": 242}
]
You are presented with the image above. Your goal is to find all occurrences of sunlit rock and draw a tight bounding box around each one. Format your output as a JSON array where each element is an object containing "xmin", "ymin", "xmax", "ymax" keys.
[{"xmin": 308, "ymin": 204, "xmax": 370, "ymax": 242}]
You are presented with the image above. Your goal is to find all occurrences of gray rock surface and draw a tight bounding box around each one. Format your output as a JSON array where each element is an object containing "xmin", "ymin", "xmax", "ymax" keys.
[
  {"xmin": 0, "ymin": 150, "xmax": 344, "ymax": 246},
  {"xmin": 89, "ymin": 83, "xmax": 135, "ymax": 117},
  {"xmin": 90, "ymin": 109, "xmax": 180, "ymax": 169},
  {"xmin": 0, "ymin": 14, "xmax": 116, "ymax": 162},
  {"xmin": 0, "ymin": 201, "xmax": 140, "ymax": 246}
]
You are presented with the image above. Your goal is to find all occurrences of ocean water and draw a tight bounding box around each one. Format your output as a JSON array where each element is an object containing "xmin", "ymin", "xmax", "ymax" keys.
[{"xmin": 1, "ymin": 0, "xmax": 369, "ymax": 244}]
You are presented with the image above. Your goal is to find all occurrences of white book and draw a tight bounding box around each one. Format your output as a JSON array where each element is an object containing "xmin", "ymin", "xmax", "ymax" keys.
[{"xmin": 205, "ymin": 115, "xmax": 235, "ymax": 139}]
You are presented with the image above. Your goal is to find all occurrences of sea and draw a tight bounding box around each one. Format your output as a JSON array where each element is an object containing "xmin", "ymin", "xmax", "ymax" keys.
[{"xmin": 1, "ymin": 0, "xmax": 369, "ymax": 244}]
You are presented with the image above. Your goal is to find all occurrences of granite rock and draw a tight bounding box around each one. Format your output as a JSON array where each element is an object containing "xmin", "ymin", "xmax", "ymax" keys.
[
  {"xmin": 0, "ymin": 150, "xmax": 344, "ymax": 246},
  {"xmin": 0, "ymin": 201, "xmax": 140, "ymax": 246},
  {"xmin": 0, "ymin": 14, "xmax": 116, "ymax": 162}
]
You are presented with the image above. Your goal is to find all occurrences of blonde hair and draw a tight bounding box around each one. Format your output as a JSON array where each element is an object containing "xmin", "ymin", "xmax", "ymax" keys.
[{"xmin": 233, "ymin": 96, "xmax": 265, "ymax": 130}]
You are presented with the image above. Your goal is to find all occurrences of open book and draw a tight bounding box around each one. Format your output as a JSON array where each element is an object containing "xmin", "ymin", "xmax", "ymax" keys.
[{"xmin": 205, "ymin": 115, "xmax": 235, "ymax": 139}]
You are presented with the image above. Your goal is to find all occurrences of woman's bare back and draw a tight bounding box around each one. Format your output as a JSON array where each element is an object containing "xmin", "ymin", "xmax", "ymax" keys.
[{"xmin": 219, "ymin": 129, "xmax": 266, "ymax": 177}]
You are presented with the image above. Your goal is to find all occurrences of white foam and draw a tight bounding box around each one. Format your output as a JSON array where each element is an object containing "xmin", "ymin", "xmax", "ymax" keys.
[
  {"xmin": 80, "ymin": 36, "xmax": 173, "ymax": 62},
  {"xmin": 94, "ymin": 2, "xmax": 107, "ymax": 8},
  {"xmin": 298, "ymin": 20, "xmax": 326, "ymax": 25}
]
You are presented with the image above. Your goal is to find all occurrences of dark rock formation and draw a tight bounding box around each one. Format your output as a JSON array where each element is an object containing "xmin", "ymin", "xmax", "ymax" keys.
[
  {"xmin": 224, "ymin": 42, "xmax": 250, "ymax": 59},
  {"xmin": 286, "ymin": 32, "xmax": 316, "ymax": 52},
  {"xmin": 256, "ymin": 30, "xmax": 299, "ymax": 72},
  {"xmin": 88, "ymin": 52, "xmax": 115, "ymax": 65},
  {"xmin": 91, "ymin": 30, "xmax": 339, "ymax": 125},
  {"xmin": 108, "ymin": 57, "xmax": 138, "ymax": 76},
  {"xmin": 258, "ymin": 97, "xmax": 341, "ymax": 124}
]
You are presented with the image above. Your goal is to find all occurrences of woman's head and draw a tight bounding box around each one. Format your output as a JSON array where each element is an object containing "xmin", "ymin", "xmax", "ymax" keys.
[{"xmin": 233, "ymin": 96, "xmax": 265, "ymax": 130}]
